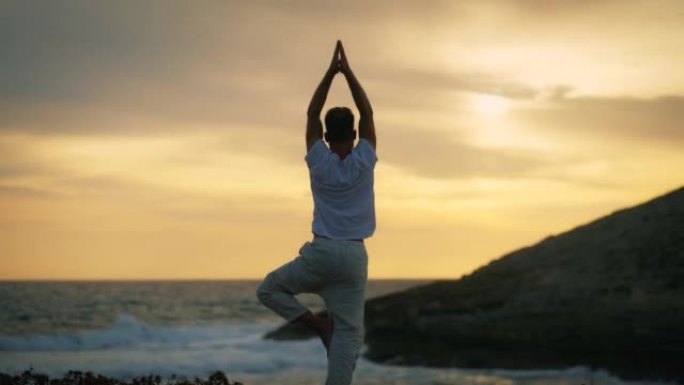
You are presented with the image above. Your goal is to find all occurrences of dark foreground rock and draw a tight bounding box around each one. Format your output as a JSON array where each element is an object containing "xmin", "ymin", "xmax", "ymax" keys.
[
  {"xmin": 267, "ymin": 186, "xmax": 684, "ymax": 383},
  {"xmin": 364, "ymin": 187, "xmax": 684, "ymax": 383},
  {"xmin": 0, "ymin": 370, "xmax": 242, "ymax": 385}
]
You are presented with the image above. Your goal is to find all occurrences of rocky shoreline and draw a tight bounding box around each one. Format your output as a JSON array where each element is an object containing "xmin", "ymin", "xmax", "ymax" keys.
[{"xmin": 0, "ymin": 370, "xmax": 243, "ymax": 385}]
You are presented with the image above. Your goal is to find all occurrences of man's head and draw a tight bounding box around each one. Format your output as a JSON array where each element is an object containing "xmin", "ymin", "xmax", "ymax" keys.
[{"xmin": 324, "ymin": 107, "xmax": 356, "ymax": 143}]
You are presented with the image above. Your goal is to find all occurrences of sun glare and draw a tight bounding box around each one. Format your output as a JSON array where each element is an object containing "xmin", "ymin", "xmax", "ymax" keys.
[{"xmin": 472, "ymin": 94, "xmax": 510, "ymax": 118}]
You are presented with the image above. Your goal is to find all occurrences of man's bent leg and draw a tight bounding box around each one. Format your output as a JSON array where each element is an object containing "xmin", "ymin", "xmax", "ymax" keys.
[
  {"xmin": 257, "ymin": 243, "xmax": 325, "ymax": 323},
  {"xmin": 256, "ymin": 269, "xmax": 309, "ymax": 322}
]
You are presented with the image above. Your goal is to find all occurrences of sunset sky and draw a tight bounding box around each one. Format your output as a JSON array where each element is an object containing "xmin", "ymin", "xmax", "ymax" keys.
[{"xmin": 1, "ymin": 1, "xmax": 683, "ymax": 280}]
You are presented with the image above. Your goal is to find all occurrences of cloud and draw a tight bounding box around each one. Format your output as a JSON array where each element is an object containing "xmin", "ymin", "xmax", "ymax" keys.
[
  {"xmin": 0, "ymin": 185, "xmax": 57, "ymax": 199},
  {"xmin": 2, "ymin": 0, "xmax": 682, "ymax": 187},
  {"xmin": 0, "ymin": 0, "xmax": 395, "ymax": 104},
  {"xmin": 371, "ymin": 67, "xmax": 539, "ymax": 100},
  {"xmin": 380, "ymin": 127, "xmax": 546, "ymax": 179},
  {"xmin": 3, "ymin": 0, "xmax": 683, "ymax": 140},
  {"xmin": 1, "ymin": 1, "xmax": 315, "ymax": 130},
  {"xmin": 513, "ymin": 95, "xmax": 684, "ymax": 145},
  {"xmin": 2, "ymin": 1, "xmax": 184, "ymax": 101}
]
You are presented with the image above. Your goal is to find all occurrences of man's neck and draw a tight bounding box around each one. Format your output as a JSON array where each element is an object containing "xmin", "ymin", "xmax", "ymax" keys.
[{"xmin": 329, "ymin": 141, "xmax": 353, "ymax": 160}]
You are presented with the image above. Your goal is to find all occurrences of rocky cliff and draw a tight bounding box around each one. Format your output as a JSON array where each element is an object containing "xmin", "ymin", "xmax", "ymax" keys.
[{"xmin": 266, "ymin": 187, "xmax": 684, "ymax": 382}]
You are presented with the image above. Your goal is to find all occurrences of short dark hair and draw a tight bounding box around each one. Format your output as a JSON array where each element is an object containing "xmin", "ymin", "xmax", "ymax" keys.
[{"xmin": 324, "ymin": 107, "xmax": 355, "ymax": 142}]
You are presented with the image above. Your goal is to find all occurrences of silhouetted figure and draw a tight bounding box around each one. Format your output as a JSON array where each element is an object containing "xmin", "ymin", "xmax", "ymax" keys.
[{"xmin": 257, "ymin": 40, "xmax": 377, "ymax": 385}]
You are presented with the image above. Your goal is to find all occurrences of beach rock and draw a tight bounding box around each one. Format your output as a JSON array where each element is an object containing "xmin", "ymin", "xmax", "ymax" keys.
[{"xmin": 363, "ymin": 186, "xmax": 684, "ymax": 382}]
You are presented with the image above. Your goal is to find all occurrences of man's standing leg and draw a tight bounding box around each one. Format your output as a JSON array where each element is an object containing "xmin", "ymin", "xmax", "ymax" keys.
[{"xmin": 320, "ymin": 242, "xmax": 368, "ymax": 385}]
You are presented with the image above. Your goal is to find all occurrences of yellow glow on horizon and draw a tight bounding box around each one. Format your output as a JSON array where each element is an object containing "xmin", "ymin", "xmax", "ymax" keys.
[{"xmin": 0, "ymin": 132, "xmax": 309, "ymax": 200}]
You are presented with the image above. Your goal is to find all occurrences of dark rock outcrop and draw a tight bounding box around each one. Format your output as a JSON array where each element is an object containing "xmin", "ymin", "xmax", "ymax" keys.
[{"xmin": 266, "ymin": 186, "xmax": 684, "ymax": 382}]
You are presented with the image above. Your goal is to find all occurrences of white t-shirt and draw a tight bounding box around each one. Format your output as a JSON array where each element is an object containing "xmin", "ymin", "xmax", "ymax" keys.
[{"xmin": 305, "ymin": 138, "xmax": 377, "ymax": 240}]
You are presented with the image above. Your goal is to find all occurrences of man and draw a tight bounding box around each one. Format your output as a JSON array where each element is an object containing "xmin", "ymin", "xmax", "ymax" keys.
[{"xmin": 257, "ymin": 40, "xmax": 377, "ymax": 385}]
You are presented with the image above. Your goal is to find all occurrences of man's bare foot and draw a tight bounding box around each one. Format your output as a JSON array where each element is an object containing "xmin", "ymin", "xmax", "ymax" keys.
[
  {"xmin": 295, "ymin": 311, "xmax": 334, "ymax": 354},
  {"xmin": 320, "ymin": 315, "xmax": 334, "ymax": 355}
]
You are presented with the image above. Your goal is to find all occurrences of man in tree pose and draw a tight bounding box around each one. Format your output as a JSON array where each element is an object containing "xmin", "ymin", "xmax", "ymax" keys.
[{"xmin": 257, "ymin": 40, "xmax": 377, "ymax": 385}]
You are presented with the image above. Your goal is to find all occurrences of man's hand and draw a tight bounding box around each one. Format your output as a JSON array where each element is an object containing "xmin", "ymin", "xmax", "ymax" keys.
[
  {"xmin": 338, "ymin": 41, "xmax": 352, "ymax": 76},
  {"xmin": 337, "ymin": 41, "xmax": 376, "ymax": 149},
  {"xmin": 306, "ymin": 41, "xmax": 341, "ymax": 150},
  {"xmin": 328, "ymin": 41, "xmax": 342, "ymax": 75}
]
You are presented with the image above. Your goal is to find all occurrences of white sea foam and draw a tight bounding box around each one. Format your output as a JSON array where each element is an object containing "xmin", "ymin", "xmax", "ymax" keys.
[
  {"xmin": 0, "ymin": 313, "xmax": 328, "ymax": 378},
  {"xmin": 0, "ymin": 314, "xmax": 269, "ymax": 351}
]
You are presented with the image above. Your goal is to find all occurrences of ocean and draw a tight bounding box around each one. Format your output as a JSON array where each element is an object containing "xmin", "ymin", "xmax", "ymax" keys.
[{"xmin": 0, "ymin": 281, "xmax": 671, "ymax": 385}]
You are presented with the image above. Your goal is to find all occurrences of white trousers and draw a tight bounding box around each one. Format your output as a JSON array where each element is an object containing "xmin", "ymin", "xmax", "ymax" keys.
[{"xmin": 257, "ymin": 237, "xmax": 368, "ymax": 385}]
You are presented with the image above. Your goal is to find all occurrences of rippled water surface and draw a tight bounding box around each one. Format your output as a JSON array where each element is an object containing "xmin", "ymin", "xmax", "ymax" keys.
[{"xmin": 0, "ymin": 281, "xmax": 672, "ymax": 385}]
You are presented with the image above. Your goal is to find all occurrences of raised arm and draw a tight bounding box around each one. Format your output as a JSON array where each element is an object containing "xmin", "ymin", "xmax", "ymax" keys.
[
  {"xmin": 338, "ymin": 42, "xmax": 376, "ymax": 149},
  {"xmin": 306, "ymin": 42, "xmax": 340, "ymax": 151}
]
